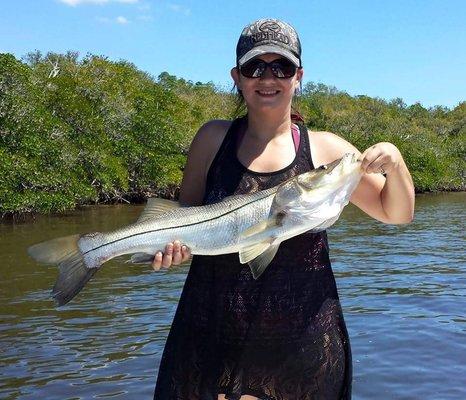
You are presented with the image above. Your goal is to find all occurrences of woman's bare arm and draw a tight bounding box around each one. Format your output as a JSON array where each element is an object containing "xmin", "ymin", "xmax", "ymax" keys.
[{"xmin": 309, "ymin": 130, "xmax": 415, "ymax": 224}]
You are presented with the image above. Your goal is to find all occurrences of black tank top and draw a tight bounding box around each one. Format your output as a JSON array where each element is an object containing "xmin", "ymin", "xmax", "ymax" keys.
[{"xmin": 154, "ymin": 117, "xmax": 352, "ymax": 400}]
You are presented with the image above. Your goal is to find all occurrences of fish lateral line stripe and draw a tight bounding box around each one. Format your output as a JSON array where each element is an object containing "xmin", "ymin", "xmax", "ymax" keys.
[{"xmin": 82, "ymin": 191, "xmax": 276, "ymax": 256}]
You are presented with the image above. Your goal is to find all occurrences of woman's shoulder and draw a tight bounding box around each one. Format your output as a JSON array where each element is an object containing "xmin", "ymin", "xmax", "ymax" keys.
[
  {"xmin": 195, "ymin": 119, "xmax": 233, "ymax": 141},
  {"xmin": 179, "ymin": 119, "xmax": 234, "ymax": 206},
  {"xmin": 190, "ymin": 119, "xmax": 233, "ymax": 160},
  {"xmin": 202, "ymin": 119, "xmax": 233, "ymax": 130},
  {"xmin": 306, "ymin": 128, "xmax": 361, "ymax": 167}
]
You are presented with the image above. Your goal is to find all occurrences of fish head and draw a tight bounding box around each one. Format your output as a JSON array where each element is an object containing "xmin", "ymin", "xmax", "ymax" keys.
[
  {"xmin": 268, "ymin": 153, "xmax": 363, "ymax": 231},
  {"xmin": 296, "ymin": 153, "xmax": 362, "ymax": 192}
]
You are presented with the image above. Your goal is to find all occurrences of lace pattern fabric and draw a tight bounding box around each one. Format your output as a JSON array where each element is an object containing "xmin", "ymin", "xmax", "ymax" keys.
[{"xmin": 154, "ymin": 118, "xmax": 352, "ymax": 400}]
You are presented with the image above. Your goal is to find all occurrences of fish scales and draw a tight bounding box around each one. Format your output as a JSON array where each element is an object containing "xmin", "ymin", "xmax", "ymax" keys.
[{"xmin": 92, "ymin": 189, "xmax": 277, "ymax": 260}]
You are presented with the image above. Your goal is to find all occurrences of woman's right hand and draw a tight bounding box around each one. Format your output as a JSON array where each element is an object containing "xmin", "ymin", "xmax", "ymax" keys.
[{"xmin": 152, "ymin": 240, "xmax": 191, "ymax": 271}]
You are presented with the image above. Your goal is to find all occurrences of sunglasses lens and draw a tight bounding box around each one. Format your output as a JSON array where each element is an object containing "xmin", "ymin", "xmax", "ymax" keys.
[
  {"xmin": 240, "ymin": 58, "xmax": 297, "ymax": 78},
  {"xmin": 240, "ymin": 59, "xmax": 265, "ymax": 78},
  {"xmin": 271, "ymin": 59, "xmax": 297, "ymax": 78}
]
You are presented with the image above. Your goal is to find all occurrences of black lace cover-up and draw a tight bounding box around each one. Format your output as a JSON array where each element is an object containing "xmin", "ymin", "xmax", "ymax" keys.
[{"xmin": 154, "ymin": 118, "xmax": 352, "ymax": 400}]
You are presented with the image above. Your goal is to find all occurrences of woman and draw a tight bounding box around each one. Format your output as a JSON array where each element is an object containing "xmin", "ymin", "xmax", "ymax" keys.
[{"xmin": 153, "ymin": 19, "xmax": 415, "ymax": 400}]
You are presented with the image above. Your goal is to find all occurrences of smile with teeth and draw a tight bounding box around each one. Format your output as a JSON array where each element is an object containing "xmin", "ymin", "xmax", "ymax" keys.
[{"xmin": 257, "ymin": 90, "xmax": 279, "ymax": 95}]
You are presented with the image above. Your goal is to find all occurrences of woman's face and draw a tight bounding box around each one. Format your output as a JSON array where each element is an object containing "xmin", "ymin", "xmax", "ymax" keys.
[{"xmin": 231, "ymin": 53, "xmax": 303, "ymax": 113}]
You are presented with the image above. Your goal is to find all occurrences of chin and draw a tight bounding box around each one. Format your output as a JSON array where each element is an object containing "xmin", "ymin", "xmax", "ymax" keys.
[{"xmin": 250, "ymin": 99, "xmax": 290, "ymax": 112}]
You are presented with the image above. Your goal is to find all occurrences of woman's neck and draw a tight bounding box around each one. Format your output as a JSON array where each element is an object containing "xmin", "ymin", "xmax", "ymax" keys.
[{"xmin": 246, "ymin": 108, "xmax": 293, "ymax": 140}]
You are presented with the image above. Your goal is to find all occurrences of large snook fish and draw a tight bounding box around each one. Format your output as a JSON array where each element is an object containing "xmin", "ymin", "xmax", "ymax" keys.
[{"xmin": 28, "ymin": 153, "xmax": 363, "ymax": 305}]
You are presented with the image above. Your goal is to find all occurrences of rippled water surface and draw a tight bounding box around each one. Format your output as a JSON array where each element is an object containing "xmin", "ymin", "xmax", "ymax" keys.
[{"xmin": 1, "ymin": 193, "xmax": 465, "ymax": 399}]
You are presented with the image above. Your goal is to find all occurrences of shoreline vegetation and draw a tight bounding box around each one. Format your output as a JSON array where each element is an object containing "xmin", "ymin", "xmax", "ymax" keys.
[{"xmin": 0, "ymin": 52, "xmax": 464, "ymax": 219}]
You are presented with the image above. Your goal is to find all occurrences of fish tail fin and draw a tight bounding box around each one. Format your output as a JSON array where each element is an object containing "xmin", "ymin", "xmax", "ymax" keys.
[{"xmin": 28, "ymin": 234, "xmax": 98, "ymax": 306}]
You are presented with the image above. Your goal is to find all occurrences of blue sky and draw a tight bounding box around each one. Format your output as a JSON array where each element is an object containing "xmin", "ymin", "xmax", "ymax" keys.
[{"xmin": 1, "ymin": 0, "xmax": 465, "ymax": 108}]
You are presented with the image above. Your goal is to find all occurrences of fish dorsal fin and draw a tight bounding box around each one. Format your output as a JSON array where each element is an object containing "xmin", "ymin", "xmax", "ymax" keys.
[
  {"xmin": 239, "ymin": 241, "xmax": 280, "ymax": 279},
  {"xmin": 137, "ymin": 198, "xmax": 180, "ymax": 223}
]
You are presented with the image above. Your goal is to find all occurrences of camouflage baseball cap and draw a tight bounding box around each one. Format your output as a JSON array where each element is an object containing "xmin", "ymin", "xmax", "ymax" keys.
[{"xmin": 236, "ymin": 19, "xmax": 302, "ymax": 67}]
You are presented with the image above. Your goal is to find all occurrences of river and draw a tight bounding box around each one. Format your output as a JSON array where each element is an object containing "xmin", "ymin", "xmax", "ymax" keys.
[{"xmin": 0, "ymin": 192, "xmax": 465, "ymax": 399}]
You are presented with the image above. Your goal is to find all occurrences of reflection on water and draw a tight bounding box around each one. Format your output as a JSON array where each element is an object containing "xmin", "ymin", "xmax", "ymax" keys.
[{"xmin": 1, "ymin": 193, "xmax": 465, "ymax": 399}]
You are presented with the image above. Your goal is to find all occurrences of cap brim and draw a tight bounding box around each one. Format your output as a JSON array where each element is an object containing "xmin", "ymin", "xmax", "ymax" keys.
[{"xmin": 238, "ymin": 45, "xmax": 300, "ymax": 67}]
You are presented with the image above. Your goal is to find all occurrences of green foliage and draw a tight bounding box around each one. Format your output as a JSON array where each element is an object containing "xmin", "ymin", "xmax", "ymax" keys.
[
  {"xmin": 0, "ymin": 52, "xmax": 464, "ymax": 216},
  {"xmin": 0, "ymin": 53, "xmax": 97, "ymax": 215},
  {"xmin": 298, "ymin": 83, "xmax": 465, "ymax": 192}
]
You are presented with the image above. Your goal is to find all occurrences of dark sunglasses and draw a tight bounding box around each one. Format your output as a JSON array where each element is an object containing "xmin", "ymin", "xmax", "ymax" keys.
[{"xmin": 239, "ymin": 58, "xmax": 298, "ymax": 79}]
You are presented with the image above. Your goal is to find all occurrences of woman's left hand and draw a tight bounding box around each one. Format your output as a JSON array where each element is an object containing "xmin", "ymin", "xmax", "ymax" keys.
[{"xmin": 360, "ymin": 142, "xmax": 403, "ymax": 175}]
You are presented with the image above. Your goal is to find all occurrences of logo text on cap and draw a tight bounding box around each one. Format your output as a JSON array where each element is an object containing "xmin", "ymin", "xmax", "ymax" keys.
[
  {"xmin": 251, "ymin": 21, "xmax": 290, "ymax": 46},
  {"xmin": 259, "ymin": 21, "xmax": 281, "ymax": 32}
]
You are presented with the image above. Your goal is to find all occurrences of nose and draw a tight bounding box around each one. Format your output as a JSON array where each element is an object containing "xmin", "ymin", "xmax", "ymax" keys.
[{"xmin": 259, "ymin": 65, "xmax": 276, "ymax": 80}]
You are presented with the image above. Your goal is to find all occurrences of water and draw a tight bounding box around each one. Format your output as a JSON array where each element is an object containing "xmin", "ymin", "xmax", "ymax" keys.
[{"xmin": 0, "ymin": 193, "xmax": 465, "ymax": 399}]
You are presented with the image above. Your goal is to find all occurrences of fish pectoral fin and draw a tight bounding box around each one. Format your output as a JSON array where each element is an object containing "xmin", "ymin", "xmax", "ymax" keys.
[
  {"xmin": 128, "ymin": 252, "xmax": 155, "ymax": 264},
  {"xmin": 239, "ymin": 214, "xmax": 283, "ymax": 241},
  {"xmin": 239, "ymin": 242, "xmax": 280, "ymax": 279},
  {"xmin": 137, "ymin": 198, "xmax": 180, "ymax": 222},
  {"xmin": 239, "ymin": 220, "xmax": 270, "ymax": 240}
]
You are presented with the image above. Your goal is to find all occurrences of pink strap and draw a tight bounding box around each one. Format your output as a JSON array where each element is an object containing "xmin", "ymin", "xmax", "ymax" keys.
[{"xmin": 291, "ymin": 124, "xmax": 300, "ymax": 153}]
